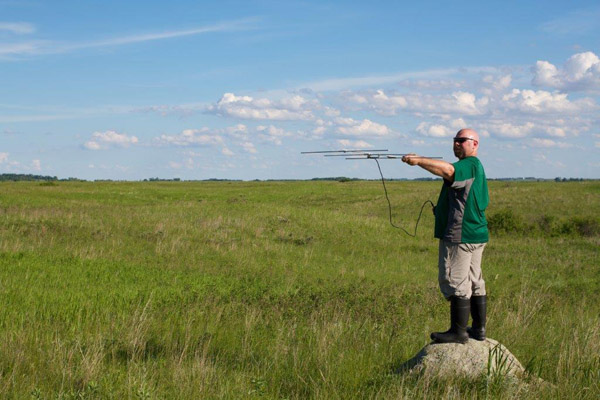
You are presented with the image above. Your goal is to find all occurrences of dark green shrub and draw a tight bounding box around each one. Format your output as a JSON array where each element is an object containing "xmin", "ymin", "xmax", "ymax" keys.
[
  {"xmin": 536, "ymin": 215, "xmax": 558, "ymax": 236},
  {"xmin": 560, "ymin": 217, "xmax": 600, "ymax": 237},
  {"xmin": 487, "ymin": 209, "xmax": 525, "ymax": 234}
]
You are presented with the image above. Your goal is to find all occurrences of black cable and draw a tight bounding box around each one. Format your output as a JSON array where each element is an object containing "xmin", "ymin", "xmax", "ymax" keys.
[{"xmin": 374, "ymin": 158, "xmax": 435, "ymax": 237}]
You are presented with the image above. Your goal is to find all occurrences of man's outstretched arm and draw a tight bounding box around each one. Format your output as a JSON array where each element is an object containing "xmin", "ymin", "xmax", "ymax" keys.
[{"xmin": 402, "ymin": 154, "xmax": 455, "ymax": 182}]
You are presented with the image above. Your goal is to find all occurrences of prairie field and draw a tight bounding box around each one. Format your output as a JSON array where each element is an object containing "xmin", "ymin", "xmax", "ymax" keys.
[{"xmin": 0, "ymin": 180, "xmax": 598, "ymax": 399}]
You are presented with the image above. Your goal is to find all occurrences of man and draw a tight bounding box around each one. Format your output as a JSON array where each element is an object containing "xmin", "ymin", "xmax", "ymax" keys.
[{"xmin": 402, "ymin": 128, "xmax": 489, "ymax": 344}]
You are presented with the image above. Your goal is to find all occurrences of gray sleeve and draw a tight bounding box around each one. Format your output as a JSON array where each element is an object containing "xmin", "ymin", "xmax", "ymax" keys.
[{"xmin": 451, "ymin": 177, "xmax": 473, "ymax": 190}]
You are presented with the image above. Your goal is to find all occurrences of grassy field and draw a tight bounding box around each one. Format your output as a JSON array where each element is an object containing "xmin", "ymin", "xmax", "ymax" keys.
[{"xmin": 0, "ymin": 180, "xmax": 598, "ymax": 399}]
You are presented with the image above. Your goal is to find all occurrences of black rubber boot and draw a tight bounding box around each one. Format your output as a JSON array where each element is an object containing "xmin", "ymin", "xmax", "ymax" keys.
[
  {"xmin": 467, "ymin": 295, "xmax": 486, "ymax": 340},
  {"xmin": 431, "ymin": 296, "xmax": 470, "ymax": 344}
]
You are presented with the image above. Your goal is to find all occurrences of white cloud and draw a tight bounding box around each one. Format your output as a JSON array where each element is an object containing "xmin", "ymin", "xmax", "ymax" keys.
[
  {"xmin": 256, "ymin": 125, "xmax": 289, "ymax": 137},
  {"xmin": 342, "ymin": 89, "xmax": 407, "ymax": 116},
  {"xmin": 222, "ymin": 124, "xmax": 249, "ymax": 140},
  {"xmin": 343, "ymin": 89, "xmax": 485, "ymax": 116},
  {"xmin": 312, "ymin": 126, "xmax": 327, "ymax": 136},
  {"xmin": 300, "ymin": 66, "xmax": 498, "ymax": 91},
  {"xmin": 543, "ymin": 126, "xmax": 567, "ymax": 137},
  {"xmin": 0, "ymin": 18, "xmax": 258, "ymax": 59},
  {"xmin": 479, "ymin": 122, "xmax": 535, "ymax": 138},
  {"xmin": 208, "ymin": 93, "xmax": 316, "ymax": 121},
  {"xmin": 31, "ymin": 159, "xmax": 41, "ymax": 171},
  {"xmin": 529, "ymin": 138, "xmax": 572, "ymax": 148},
  {"xmin": 0, "ymin": 41, "xmax": 48, "ymax": 57},
  {"xmin": 480, "ymin": 74, "xmax": 512, "ymax": 95},
  {"xmin": 448, "ymin": 118, "xmax": 467, "ymax": 129},
  {"xmin": 323, "ymin": 106, "xmax": 341, "ymax": 117},
  {"xmin": 444, "ymin": 91, "xmax": 487, "ymax": 115},
  {"xmin": 256, "ymin": 125, "xmax": 292, "ymax": 145},
  {"xmin": 136, "ymin": 103, "xmax": 205, "ymax": 117},
  {"xmin": 335, "ymin": 118, "xmax": 390, "ymax": 137},
  {"xmin": 222, "ymin": 147, "xmax": 234, "ymax": 156},
  {"xmin": 532, "ymin": 52, "xmax": 600, "ymax": 91},
  {"xmin": 397, "ymin": 79, "xmax": 463, "ymax": 90},
  {"xmin": 241, "ymin": 142, "xmax": 257, "ymax": 153},
  {"xmin": 0, "ymin": 152, "xmax": 8, "ymax": 163},
  {"xmin": 84, "ymin": 130, "xmax": 138, "ymax": 150},
  {"xmin": 155, "ymin": 128, "xmax": 223, "ymax": 147},
  {"xmin": 336, "ymin": 139, "xmax": 373, "ymax": 149},
  {"xmin": 0, "ymin": 22, "xmax": 35, "ymax": 34},
  {"xmin": 501, "ymin": 89, "xmax": 588, "ymax": 113},
  {"xmin": 416, "ymin": 122, "xmax": 454, "ymax": 137}
]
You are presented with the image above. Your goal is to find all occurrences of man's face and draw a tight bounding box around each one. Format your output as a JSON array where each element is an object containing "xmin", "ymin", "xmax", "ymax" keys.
[{"xmin": 453, "ymin": 133, "xmax": 478, "ymax": 159}]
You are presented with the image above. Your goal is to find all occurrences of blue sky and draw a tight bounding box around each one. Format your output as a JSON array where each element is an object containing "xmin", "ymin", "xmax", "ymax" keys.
[{"xmin": 1, "ymin": 1, "xmax": 599, "ymax": 180}]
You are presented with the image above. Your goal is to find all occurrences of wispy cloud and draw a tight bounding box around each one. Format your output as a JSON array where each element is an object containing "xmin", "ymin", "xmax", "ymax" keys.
[
  {"xmin": 299, "ymin": 66, "xmax": 500, "ymax": 91},
  {"xmin": 0, "ymin": 21, "xmax": 35, "ymax": 34},
  {"xmin": 63, "ymin": 18, "xmax": 259, "ymax": 51},
  {"xmin": 0, "ymin": 17, "xmax": 259, "ymax": 59}
]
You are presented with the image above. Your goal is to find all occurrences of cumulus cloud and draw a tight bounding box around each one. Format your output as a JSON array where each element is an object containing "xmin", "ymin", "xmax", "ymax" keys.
[
  {"xmin": 532, "ymin": 52, "xmax": 600, "ymax": 91},
  {"xmin": 256, "ymin": 125, "xmax": 292, "ymax": 145},
  {"xmin": 500, "ymin": 89, "xmax": 585, "ymax": 113},
  {"xmin": 479, "ymin": 122, "xmax": 535, "ymax": 138},
  {"xmin": 446, "ymin": 91, "xmax": 484, "ymax": 115},
  {"xmin": 341, "ymin": 89, "xmax": 408, "ymax": 116},
  {"xmin": 343, "ymin": 89, "xmax": 486, "ymax": 116},
  {"xmin": 415, "ymin": 122, "xmax": 454, "ymax": 137},
  {"xmin": 0, "ymin": 152, "xmax": 9, "ymax": 163},
  {"xmin": 335, "ymin": 118, "xmax": 391, "ymax": 137},
  {"xmin": 207, "ymin": 93, "xmax": 316, "ymax": 120},
  {"xmin": 84, "ymin": 130, "xmax": 139, "ymax": 150}
]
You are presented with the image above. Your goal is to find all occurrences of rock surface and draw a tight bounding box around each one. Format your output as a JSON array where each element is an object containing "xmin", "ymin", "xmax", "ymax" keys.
[{"xmin": 399, "ymin": 338, "xmax": 525, "ymax": 379}]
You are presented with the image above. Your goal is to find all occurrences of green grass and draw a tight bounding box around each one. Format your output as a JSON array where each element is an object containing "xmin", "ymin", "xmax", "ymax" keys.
[{"xmin": 0, "ymin": 180, "xmax": 598, "ymax": 399}]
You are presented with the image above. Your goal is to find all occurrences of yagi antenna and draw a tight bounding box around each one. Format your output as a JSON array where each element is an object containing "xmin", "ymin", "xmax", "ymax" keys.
[
  {"xmin": 345, "ymin": 154, "xmax": 443, "ymax": 160},
  {"xmin": 302, "ymin": 149, "xmax": 442, "ymax": 160},
  {"xmin": 301, "ymin": 149, "xmax": 388, "ymax": 154}
]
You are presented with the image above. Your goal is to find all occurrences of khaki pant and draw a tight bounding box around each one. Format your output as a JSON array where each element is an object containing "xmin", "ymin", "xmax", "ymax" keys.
[{"xmin": 438, "ymin": 240, "xmax": 486, "ymax": 300}]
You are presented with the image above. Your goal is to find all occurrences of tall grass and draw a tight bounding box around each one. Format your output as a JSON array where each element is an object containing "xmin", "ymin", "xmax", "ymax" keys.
[{"xmin": 0, "ymin": 180, "xmax": 598, "ymax": 398}]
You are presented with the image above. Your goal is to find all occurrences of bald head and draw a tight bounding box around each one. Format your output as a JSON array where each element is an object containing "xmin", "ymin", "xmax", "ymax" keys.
[
  {"xmin": 456, "ymin": 128, "xmax": 479, "ymax": 142},
  {"xmin": 453, "ymin": 128, "xmax": 480, "ymax": 159}
]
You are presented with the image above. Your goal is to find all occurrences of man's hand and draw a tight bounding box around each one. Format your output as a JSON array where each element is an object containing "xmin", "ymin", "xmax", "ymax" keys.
[
  {"xmin": 402, "ymin": 153, "xmax": 420, "ymax": 166},
  {"xmin": 401, "ymin": 153, "xmax": 455, "ymax": 181}
]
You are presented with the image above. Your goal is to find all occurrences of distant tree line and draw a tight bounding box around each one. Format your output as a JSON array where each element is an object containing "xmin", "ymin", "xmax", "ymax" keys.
[
  {"xmin": 0, "ymin": 173, "xmax": 58, "ymax": 181},
  {"xmin": 143, "ymin": 177, "xmax": 181, "ymax": 182},
  {"xmin": 554, "ymin": 177, "xmax": 585, "ymax": 182},
  {"xmin": 0, "ymin": 174, "xmax": 594, "ymax": 183}
]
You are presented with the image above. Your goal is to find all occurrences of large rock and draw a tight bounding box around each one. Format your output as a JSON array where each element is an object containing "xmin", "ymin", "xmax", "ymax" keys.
[{"xmin": 399, "ymin": 338, "xmax": 525, "ymax": 380}]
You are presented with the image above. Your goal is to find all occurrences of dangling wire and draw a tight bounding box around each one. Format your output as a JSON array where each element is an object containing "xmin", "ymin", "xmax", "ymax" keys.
[{"xmin": 374, "ymin": 158, "xmax": 435, "ymax": 237}]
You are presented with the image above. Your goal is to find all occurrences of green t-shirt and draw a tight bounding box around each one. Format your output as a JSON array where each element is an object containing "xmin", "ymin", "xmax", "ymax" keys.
[{"xmin": 434, "ymin": 156, "xmax": 489, "ymax": 243}]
